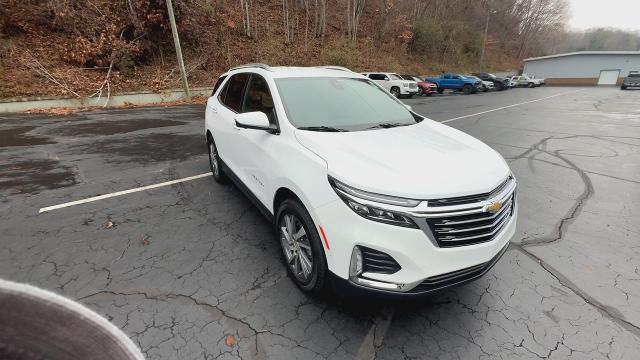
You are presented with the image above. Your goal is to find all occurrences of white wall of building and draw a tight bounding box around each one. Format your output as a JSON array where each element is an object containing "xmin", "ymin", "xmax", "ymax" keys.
[{"xmin": 523, "ymin": 53, "xmax": 640, "ymax": 79}]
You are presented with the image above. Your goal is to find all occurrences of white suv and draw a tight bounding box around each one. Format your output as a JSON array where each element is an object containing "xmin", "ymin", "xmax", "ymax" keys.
[
  {"xmin": 205, "ymin": 64, "xmax": 517, "ymax": 295},
  {"xmin": 361, "ymin": 72, "xmax": 419, "ymax": 98}
]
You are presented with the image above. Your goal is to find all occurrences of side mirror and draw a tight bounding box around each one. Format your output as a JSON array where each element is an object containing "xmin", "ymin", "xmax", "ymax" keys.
[
  {"xmin": 384, "ymin": 77, "xmax": 390, "ymax": 81},
  {"xmin": 234, "ymin": 112, "xmax": 277, "ymax": 133}
]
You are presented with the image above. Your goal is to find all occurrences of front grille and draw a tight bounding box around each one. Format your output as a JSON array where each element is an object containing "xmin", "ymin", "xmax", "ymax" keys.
[
  {"xmin": 409, "ymin": 83, "xmax": 417, "ymax": 89},
  {"xmin": 361, "ymin": 246, "xmax": 401, "ymax": 274},
  {"xmin": 428, "ymin": 177, "xmax": 511, "ymax": 207},
  {"xmin": 408, "ymin": 244, "xmax": 508, "ymax": 294},
  {"xmin": 427, "ymin": 193, "xmax": 515, "ymax": 248}
]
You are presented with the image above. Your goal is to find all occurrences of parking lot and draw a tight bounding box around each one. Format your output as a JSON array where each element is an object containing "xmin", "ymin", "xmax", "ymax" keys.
[{"xmin": 1, "ymin": 86, "xmax": 639, "ymax": 359}]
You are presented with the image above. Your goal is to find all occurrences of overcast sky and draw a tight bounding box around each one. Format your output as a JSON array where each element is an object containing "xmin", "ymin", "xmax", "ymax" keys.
[{"xmin": 568, "ymin": 0, "xmax": 640, "ymax": 31}]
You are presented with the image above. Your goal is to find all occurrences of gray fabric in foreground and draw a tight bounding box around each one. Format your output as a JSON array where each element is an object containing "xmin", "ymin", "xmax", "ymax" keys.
[{"xmin": 0, "ymin": 279, "xmax": 144, "ymax": 360}]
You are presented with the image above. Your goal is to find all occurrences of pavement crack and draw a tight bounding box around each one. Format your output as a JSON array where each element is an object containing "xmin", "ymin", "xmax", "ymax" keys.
[{"xmin": 509, "ymin": 244, "xmax": 640, "ymax": 337}]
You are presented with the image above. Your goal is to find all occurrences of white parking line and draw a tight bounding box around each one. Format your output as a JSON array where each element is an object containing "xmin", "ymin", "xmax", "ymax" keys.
[
  {"xmin": 38, "ymin": 173, "xmax": 212, "ymax": 213},
  {"xmin": 439, "ymin": 89, "xmax": 584, "ymax": 124}
]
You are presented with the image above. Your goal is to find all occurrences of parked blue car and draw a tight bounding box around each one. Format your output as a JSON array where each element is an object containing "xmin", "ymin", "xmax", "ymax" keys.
[{"xmin": 425, "ymin": 73, "xmax": 481, "ymax": 95}]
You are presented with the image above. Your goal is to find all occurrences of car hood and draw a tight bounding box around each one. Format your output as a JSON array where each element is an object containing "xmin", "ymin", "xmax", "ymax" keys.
[{"xmin": 294, "ymin": 120, "xmax": 511, "ymax": 199}]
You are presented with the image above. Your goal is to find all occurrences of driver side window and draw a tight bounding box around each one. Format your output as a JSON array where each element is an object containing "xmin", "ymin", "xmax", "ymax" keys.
[{"xmin": 242, "ymin": 74, "xmax": 276, "ymax": 125}]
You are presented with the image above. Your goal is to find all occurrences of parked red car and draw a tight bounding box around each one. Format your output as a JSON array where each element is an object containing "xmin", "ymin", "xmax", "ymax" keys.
[{"xmin": 401, "ymin": 75, "xmax": 438, "ymax": 96}]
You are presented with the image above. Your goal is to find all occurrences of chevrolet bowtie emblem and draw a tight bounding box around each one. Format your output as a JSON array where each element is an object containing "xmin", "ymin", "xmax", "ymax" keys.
[{"xmin": 485, "ymin": 201, "xmax": 503, "ymax": 214}]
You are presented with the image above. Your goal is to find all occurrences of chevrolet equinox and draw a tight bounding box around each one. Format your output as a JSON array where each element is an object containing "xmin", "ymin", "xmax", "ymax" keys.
[{"xmin": 205, "ymin": 64, "xmax": 517, "ymax": 295}]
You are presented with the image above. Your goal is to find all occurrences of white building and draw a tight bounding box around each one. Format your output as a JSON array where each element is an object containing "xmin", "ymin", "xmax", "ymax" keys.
[{"xmin": 523, "ymin": 51, "xmax": 640, "ymax": 86}]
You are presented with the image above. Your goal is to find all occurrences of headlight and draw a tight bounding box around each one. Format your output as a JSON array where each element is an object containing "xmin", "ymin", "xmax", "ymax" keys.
[{"xmin": 329, "ymin": 177, "xmax": 419, "ymax": 228}]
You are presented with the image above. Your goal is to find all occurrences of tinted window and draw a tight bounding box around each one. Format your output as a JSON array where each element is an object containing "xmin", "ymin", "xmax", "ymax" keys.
[
  {"xmin": 211, "ymin": 75, "xmax": 227, "ymax": 96},
  {"xmin": 369, "ymin": 73, "xmax": 385, "ymax": 80},
  {"xmin": 220, "ymin": 73, "xmax": 250, "ymax": 112},
  {"xmin": 242, "ymin": 75, "xmax": 276, "ymax": 125}
]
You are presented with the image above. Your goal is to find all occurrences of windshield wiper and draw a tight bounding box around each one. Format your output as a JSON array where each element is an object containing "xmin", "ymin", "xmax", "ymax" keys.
[
  {"xmin": 298, "ymin": 126, "xmax": 348, "ymax": 132},
  {"xmin": 365, "ymin": 122, "xmax": 410, "ymax": 130}
]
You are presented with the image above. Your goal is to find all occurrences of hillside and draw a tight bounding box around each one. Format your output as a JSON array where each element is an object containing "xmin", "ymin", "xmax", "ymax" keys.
[{"xmin": 0, "ymin": 0, "xmax": 552, "ymax": 99}]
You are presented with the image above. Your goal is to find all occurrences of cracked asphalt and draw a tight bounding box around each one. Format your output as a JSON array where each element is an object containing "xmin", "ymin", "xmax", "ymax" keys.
[{"xmin": 1, "ymin": 86, "xmax": 639, "ymax": 359}]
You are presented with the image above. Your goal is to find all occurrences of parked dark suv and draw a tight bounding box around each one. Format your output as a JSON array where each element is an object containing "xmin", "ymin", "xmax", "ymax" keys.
[
  {"xmin": 471, "ymin": 72, "xmax": 510, "ymax": 91},
  {"xmin": 621, "ymin": 72, "xmax": 640, "ymax": 90}
]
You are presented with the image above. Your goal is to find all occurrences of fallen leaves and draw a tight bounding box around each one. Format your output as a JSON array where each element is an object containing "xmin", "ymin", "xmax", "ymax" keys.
[
  {"xmin": 225, "ymin": 335, "xmax": 235, "ymax": 347},
  {"xmin": 102, "ymin": 219, "xmax": 115, "ymax": 229},
  {"xmin": 140, "ymin": 234, "xmax": 151, "ymax": 246}
]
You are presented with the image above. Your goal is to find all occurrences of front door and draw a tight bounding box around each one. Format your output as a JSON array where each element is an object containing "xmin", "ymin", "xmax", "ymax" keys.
[{"xmin": 234, "ymin": 73, "xmax": 280, "ymax": 207}]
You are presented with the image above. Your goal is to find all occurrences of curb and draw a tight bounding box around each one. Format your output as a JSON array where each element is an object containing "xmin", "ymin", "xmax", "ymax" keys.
[{"xmin": 0, "ymin": 87, "xmax": 213, "ymax": 113}]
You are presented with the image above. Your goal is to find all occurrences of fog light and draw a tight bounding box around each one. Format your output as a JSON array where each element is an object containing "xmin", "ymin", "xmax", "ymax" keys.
[{"xmin": 349, "ymin": 246, "xmax": 363, "ymax": 278}]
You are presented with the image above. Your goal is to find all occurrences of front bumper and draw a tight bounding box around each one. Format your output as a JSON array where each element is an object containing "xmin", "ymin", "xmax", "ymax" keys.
[
  {"xmin": 313, "ymin": 183, "xmax": 517, "ymax": 295},
  {"xmin": 419, "ymin": 86, "xmax": 438, "ymax": 94},
  {"xmin": 401, "ymin": 87, "xmax": 419, "ymax": 95}
]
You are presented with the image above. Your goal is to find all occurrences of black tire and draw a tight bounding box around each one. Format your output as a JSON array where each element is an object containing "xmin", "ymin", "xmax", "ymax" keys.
[
  {"xmin": 496, "ymin": 83, "xmax": 504, "ymax": 91},
  {"xmin": 207, "ymin": 135, "xmax": 228, "ymax": 184},
  {"xmin": 527, "ymin": 82, "xmax": 534, "ymax": 88},
  {"xmin": 276, "ymin": 198, "xmax": 329, "ymax": 295},
  {"xmin": 463, "ymin": 84, "xmax": 472, "ymax": 95},
  {"xmin": 426, "ymin": 92, "xmax": 433, "ymax": 96},
  {"xmin": 621, "ymin": 85, "xmax": 627, "ymax": 90},
  {"xmin": 437, "ymin": 87, "xmax": 444, "ymax": 94},
  {"xmin": 390, "ymin": 87, "xmax": 400, "ymax": 98}
]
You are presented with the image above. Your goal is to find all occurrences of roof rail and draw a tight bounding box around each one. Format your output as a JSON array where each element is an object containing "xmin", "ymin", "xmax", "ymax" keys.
[
  {"xmin": 316, "ymin": 65, "xmax": 353, "ymax": 72},
  {"xmin": 230, "ymin": 63, "xmax": 272, "ymax": 71}
]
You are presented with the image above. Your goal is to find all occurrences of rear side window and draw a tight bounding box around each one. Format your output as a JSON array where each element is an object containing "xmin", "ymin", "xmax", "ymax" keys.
[
  {"xmin": 368, "ymin": 73, "xmax": 385, "ymax": 80},
  {"xmin": 219, "ymin": 73, "xmax": 250, "ymax": 112},
  {"xmin": 211, "ymin": 75, "xmax": 227, "ymax": 96}
]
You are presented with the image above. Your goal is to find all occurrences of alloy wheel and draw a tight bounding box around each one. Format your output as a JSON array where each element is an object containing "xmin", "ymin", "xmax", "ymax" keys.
[{"xmin": 280, "ymin": 213, "xmax": 314, "ymax": 283}]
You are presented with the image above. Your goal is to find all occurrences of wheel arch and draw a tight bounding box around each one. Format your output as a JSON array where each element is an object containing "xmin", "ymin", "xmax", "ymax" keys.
[{"xmin": 273, "ymin": 187, "xmax": 303, "ymax": 217}]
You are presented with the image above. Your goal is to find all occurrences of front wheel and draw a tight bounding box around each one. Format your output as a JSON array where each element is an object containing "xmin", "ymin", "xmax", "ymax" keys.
[
  {"xmin": 277, "ymin": 198, "xmax": 329, "ymax": 295},
  {"xmin": 390, "ymin": 87, "xmax": 400, "ymax": 98},
  {"xmin": 463, "ymin": 84, "xmax": 473, "ymax": 94},
  {"xmin": 437, "ymin": 87, "xmax": 444, "ymax": 94},
  {"xmin": 528, "ymin": 82, "xmax": 534, "ymax": 88},
  {"xmin": 207, "ymin": 136, "xmax": 227, "ymax": 183},
  {"xmin": 621, "ymin": 85, "xmax": 627, "ymax": 90}
]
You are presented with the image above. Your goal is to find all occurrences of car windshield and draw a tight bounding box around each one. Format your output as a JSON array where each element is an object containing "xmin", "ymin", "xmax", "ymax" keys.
[
  {"xmin": 388, "ymin": 74, "xmax": 403, "ymax": 80},
  {"xmin": 275, "ymin": 77, "xmax": 416, "ymax": 131}
]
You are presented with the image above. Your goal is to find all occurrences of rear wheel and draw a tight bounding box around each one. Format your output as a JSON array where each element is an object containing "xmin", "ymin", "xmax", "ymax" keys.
[
  {"xmin": 621, "ymin": 85, "xmax": 627, "ymax": 90},
  {"xmin": 277, "ymin": 198, "xmax": 329, "ymax": 295},
  {"xmin": 390, "ymin": 87, "xmax": 400, "ymax": 98},
  {"xmin": 207, "ymin": 135, "xmax": 227, "ymax": 183}
]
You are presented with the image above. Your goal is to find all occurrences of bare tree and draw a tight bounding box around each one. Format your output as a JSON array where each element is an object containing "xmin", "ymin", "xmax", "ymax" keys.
[
  {"xmin": 312, "ymin": 0, "xmax": 327, "ymax": 40},
  {"xmin": 346, "ymin": 0, "xmax": 366, "ymax": 42},
  {"xmin": 240, "ymin": 0, "xmax": 253, "ymax": 37}
]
